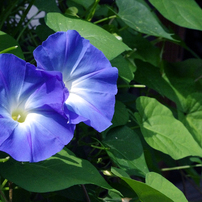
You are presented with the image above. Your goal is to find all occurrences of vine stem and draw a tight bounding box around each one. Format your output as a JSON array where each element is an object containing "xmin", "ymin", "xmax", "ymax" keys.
[
  {"xmin": 94, "ymin": 15, "xmax": 117, "ymax": 24},
  {"xmin": 0, "ymin": 189, "xmax": 8, "ymax": 202},
  {"xmin": 118, "ymin": 84, "xmax": 146, "ymax": 88},
  {"xmin": 81, "ymin": 184, "xmax": 91, "ymax": 202},
  {"xmin": 161, "ymin": 164, "xmax": 202, "ymax": 171},
  {"xmin": 0, "ymin": 156, "xmax": 10, "ymax": 163},
  {"xmin": 8, "ymin": 182, "xmax": 13, "ymax": 202}
]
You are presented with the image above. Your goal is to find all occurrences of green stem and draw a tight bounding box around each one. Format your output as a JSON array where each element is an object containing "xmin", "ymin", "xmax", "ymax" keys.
[
  {"xmin": 0, "ymin": 156, "xmax": 10, "ymax": 163},
  {"xmin": 3, "ymin": 186, "xmax": 18, "ymax": 191},
  {"xmin": 0, "ymin": 46, "xmax": 18, "ymax": 54},
  {"xmin": 91, "ymin": 145, "xmax": 109, "ymax": 150},
  {"xmin": 86, "ymin": 0, "xmax": 100, "ymax": 22},
  {"xmin": 161, "ymin": 164, "xmax": 202, "ymax": 171},
  {"xmin": 118, "ymin": 84, "xmax": 146, "ymax": 88},
  {"xmin": 1, "ymin": 179, "xmax": 8, "ymax": 189},
  {"xmin": 81, "ymin": 185, "xmax": 91, "ymax": 202},
  {"xmin": 94, "ymin": 15, "xmax": 117, "ymax": 24},
  {"xmin": 0, "ymin": 189, "xmax": 8, "ymax": 202}
]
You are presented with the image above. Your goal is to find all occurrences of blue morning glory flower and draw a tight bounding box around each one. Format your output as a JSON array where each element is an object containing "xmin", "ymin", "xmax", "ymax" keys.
[
  {"xmin": 34, "ymin": 30, "xmax": 118, "ymax": 132},
  {"xmin": 0, "ymin": 54, "xmax": 75, "ymax": 162}
]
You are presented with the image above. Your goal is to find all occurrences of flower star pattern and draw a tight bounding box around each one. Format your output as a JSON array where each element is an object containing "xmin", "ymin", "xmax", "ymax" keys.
[
  {"xmin": 34, "ymin": 30, "xmax": 118, "ymax": 132},
  {"xmin": 0, "ymin": 54, "xmax": 75, "ymax": 162}
]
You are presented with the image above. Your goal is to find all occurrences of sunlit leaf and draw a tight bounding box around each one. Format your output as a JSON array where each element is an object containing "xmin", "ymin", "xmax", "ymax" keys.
[
  {"xmin": 45, "ymin": 13, "xmax": 130, "ymax": 60},
  {"xmin": 111, "ymin": 168, "xmax": 173, "ymax": 202},
  {"xmin": 149, "ymin": 0, "xmax": 202, "ymax": 30},
  {"xmin": 135, "ymin": 96, "xmax": 202, "ymax": 159},
  {"xmin": 146, "ymin": 172, "xmax": 188, "ymax": 202}
]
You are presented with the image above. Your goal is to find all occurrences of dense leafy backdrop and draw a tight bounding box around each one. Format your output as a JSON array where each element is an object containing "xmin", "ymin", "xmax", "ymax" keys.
[{"xmin": 1, "ymin": 0, "xmax": 202, "ymax": 201}]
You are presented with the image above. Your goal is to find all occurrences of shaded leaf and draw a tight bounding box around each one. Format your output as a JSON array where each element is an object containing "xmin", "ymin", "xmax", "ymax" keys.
[
  {"xmin": 131, "ymin": 35, "xmax": 161, "ymax": 66},
  {"xmin": 112, "ymin": 101, "xmax": 130, "ymax": 127},
  {"xmin": 0, "ymin": 31, "xmax": 24, "ymax": 59},
  {"xmin": 34, "ymin": 0, "xmax": 60, "ymax": 12},
  {"xmin": 111, "ymin": 55, "xmax": 135, "ymax": 83},
  {"xmin": 179, "ymin": 93, "xmax": 202, "ymax": 147},
  {"xmin": 111, "ymin": 168, "xmax": 173, "ymax": 202},
  {"xmin": 116, "ymin": 0, "xmax": 174, "ymax": 40},
  {"xmin": 134, "ymin": 60, "xmax": 200, "ymax": 111},
  {"xmin": 103, "ymin": 126, "xmax": 149, "ymax": 177},
  {"xmin": 69, "ymin": 0, "xmax": 94, "ymax": 9},
  {"xmin": 134, "ymin": 60, "xmax": 176, "ymax": 98}
]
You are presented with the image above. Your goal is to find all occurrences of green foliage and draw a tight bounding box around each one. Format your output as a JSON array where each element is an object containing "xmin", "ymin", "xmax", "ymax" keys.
[
  {"xmin": 116, "ymin": 0, "xmax": 174, "ymax": 40},
  {"xmin": 149, "ymin": 0, "xmax": 202, "ymax": 30},
  {"xmin": 103, "ymin": 126, "xmax": 149, "ymax": 177},
  {"xmin": 45, "ymin": 12, "xmax": 130, "ymax": 60},
  {"xmin": 135, "ymin": 96, "xmax": 202, "ymax": 159},
  {"xmin": 0, "ymin": 148, "xmax": 114, "ymax": 192},
  {"xmin": 146, "ymin": 172, "xmax": 188, "ymax": 202},
  {"xmin": 1, "ymin": 0, "xmax": 202, "ymax": 201},
  {"xmin": 0, "ymin": 31, "xmax": 24, "ymax": 59}
]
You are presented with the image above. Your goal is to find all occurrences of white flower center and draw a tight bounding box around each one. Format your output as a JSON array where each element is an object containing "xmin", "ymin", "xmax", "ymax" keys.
[{"xmin": 12, "ymin": 109, "xmax": 28, "ymax": 123}]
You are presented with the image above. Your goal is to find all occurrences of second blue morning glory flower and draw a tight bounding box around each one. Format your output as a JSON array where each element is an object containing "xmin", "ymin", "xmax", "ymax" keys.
[{"xmin": 34, "ymin": 30, "xmax": 118, "ymax": 132}]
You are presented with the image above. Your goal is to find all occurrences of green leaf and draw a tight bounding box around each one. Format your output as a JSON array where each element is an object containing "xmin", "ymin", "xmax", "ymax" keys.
[
  {"xmin": 146, "ymin": 172, "xmax": 188, "ymax": 202},
  {"xmin": 112, "ymin": 101, "xmax": 130, "ymax": 127},
  {"xmin": 35, "ymin": 25, "xmax": 55, "ymax": 41},
  {"xmin": 111, "ymin": 55, "xmax": 135, "ymax": 83},
  {"xmin": 135, "ymin": 96, "xmax": 202, "ymax": 160},
  {"xmin": 102, "ymin": 101, "xmax": 129, "ymax": 138},
  {"xmin": 116, "ymin": 0, "xmax": 174, "ymax": 40},
  {"xmin": 123, "ymin": 178, "xmax": 173, "ymax": 202},
  {"xmin": 45, "ymin": 13, "xmax": 130, "ymax": 60},
  {"xmin": 149, "ymin": 0, "xmax": 202, "ymax": 31},
  {"xmin": 0, "ymin": 148, "xmax": 115, "ymax": 193},
  {"xmin": 34, "ymin": 0, "xmax": 60, "ymax": 12},
  {"xmin": 68, "ymin": 0, "xmax": 94, "ymax": 9},
  {"xmin": 111, "ymin": 169, "xmax": 173, "ymax": 202},
  {"xmin": 0, "ymin": 31, "xmax": 24, "ymax": 59},
  {"xmin": 179, "ymin": 93, "xmax": 202, "ymax": 147},
  {"xmin": 111, "ymin": 167, "xmax": 131, "ymax": 178},
  {"xmin": 134, "ymin": 60, "xmax": 200, "ymax": 111},
  {"xmin": 103, "ymin": 126, "xmax": 149, "ymax": 177},
  {"xmin": 131, "ymin": 35, "xmax": 161, "ymax": 66},
  {"xmin": 134, "ymin": 60, "xmax": 176, "ymax": 98},
  {"xmin": 65, "ymin": 7, "xmax": 79, "ymax": 17}
]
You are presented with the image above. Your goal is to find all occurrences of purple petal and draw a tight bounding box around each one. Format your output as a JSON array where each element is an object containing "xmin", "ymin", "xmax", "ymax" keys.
[
  {"xmin": 34, "ymin": 30, "xmax": 118, "ymax": 132},
  {"xmin": 0, "ymin": 112, "xmax": 74, "ymax": 162},
  {"xmin": 0, "ymin": 112, "xmax": 18, "ymax": 145},
  {"xmin": 0, "ymin": 54, "xmax": 27, "ymax": 109},
  {"xmin": 20, "ymin": 63, "xmax": 67, "ymax": 106},
  {"xmin": 25, "ymin": 72, "xmax": 68, "ymax": 116},
  {"xmin": 0, "ymin": 54, "xmax": 74, "ymax": 162}
]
